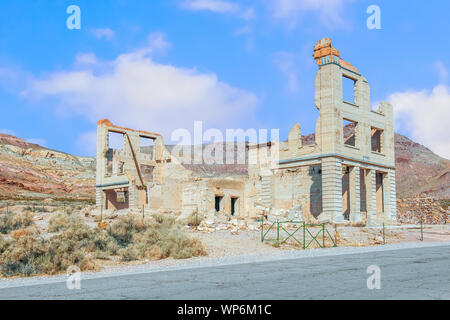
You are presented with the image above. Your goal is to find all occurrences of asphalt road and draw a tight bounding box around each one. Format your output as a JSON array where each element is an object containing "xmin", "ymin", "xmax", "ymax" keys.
[{"xmin": 1, "ymin": 245, "xmax": 449, "ymax": 299}]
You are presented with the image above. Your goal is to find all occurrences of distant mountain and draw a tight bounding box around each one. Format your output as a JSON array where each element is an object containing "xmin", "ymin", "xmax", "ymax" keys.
[
  {"xmin": 394, "ymin": 133, "xmax": 449, "ymax": 199},
  {"xmin": 0, "ymin": 133, "xmax": 95, "ymax": 200},
  {"xmin": 0, "ymin": 131, "xmax": 448, "ymax": 201}
]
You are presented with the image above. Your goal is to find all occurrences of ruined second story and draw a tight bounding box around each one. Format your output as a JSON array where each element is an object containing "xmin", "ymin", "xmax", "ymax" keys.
[
  {"xmin": 279, "ymin": 38, "xmax": 395, "ymax": 170},
  {"xmin": 95, "ymin": 119, "xmax": 172, "ymax": 189}
]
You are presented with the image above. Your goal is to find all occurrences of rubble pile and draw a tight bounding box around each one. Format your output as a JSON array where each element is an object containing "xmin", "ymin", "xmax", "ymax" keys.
[
  {"xmin": 397, "ymin": 197, "xmax": 449, "ymax": 224},
  {"xmin": 183, "ymin": 210, "xmax": 261, "ymax": 234}
]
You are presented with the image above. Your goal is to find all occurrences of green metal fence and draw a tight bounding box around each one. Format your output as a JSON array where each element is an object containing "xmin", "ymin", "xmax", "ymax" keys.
[{"xmin": 261, "ymin": 219, "xmax": 337, "ymax": 249}]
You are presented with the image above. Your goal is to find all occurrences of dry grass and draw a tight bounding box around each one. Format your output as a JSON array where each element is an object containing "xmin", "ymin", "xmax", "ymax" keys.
[
  {"xmin": 0, "ymin": 212, "xmax": 33, "ymax": 234},
  {"xmin": 0, "ymin": 221, "xmax": 119, "ymax": 277},
  {"xmin": 48, "ymin": 213, "xmax": 84, "ymax": 233},
  {"xmin": 0, "ymin": 234, "xmax": 97, "ymax": 277},
  {"xmin": 110, "ymin": 214, "xmax": 207, "ymax": 261},
  {"xmin": 0, "ymin": 212, "xmax": 207, "ymax": 277}
]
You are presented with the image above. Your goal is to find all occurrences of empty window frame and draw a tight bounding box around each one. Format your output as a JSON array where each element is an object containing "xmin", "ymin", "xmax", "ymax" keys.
[
  {"xmin": 108, "ymin": 131, "xmax": 124, "ymax": 150},
  {"xmin": 371, "ymin": 127, "xmax": 383, "ymax": 153},
  {"xmin": 140, "ymin": 136, "xmax": 155, "ymax": 155},
  {"xmin": 343, "ymin": 119, "xmax": 357, "ymax": 147},
  {"xmin": 342, "ymin": 75, "xmax": 356, "ymax": 104},
  {"xmin": 105, "ymin": 131, "xmax": 124, "ymax": 176},
  {"xmin": 105, "ymin": 149, "xmax": 113, "ymax": 176}
]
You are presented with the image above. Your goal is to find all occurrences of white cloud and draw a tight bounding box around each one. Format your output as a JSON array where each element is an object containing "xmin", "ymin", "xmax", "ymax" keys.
[
  {"xmin": 389, "ymin": 85, "xmax": 450, "ymax": 159},
  {"xmin": 266, "ymin": 0, "xmax": 352, "ymax": 28},
  {"xmin": 273, "ymin": 52, "xmax": 300, "ymax": 94},
  {"xmin": 90, "ymin": 28, "xmax": 115, "ymax": 41},
  {"xmin": 147, "ymin": 32, "xmax": 171, "ymax": 54},
  {"xmin": 434, "ymin": 61, "xmax": 448, "ymax": 84},
  {"xmin": 181, "ymin": 0, "xmax": 239, "ymax": 13},
  {"xmin": 181, "ymin": 0, "xmax": 254, "ymax": 19},
  {"xmin": 23, "ymin": 33, "xmax": 258, "ymax": 145},
  {"xmin": 76, "ymin": 53, "xmax": 99, "ymax": 65}
]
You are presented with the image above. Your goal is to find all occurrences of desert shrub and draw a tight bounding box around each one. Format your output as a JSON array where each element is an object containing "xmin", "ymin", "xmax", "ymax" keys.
[
  {"xmin": 1, "ymin": 212, "xmax": 207, "ymax": 276},
  {"xmin": 48, "ymin": 213, "xmax": 84, "ymax": 233},
  {"xmin": 0, "ymin": 235, "xmax": 46, "ymax": 276},
  {"xmin": 51, "ymin": 219, "xmax": 118, "ymax": 256},
  {"xmin": 118, "ymin": 246, "xmax": 140, "ymax": 261},
  {"xmin": 107, "ymin": 215, "xmax": 146, "ymax": 246},
  {"xmin": 0, "ymin": 212, "xmax": 33, "ymax": 234},
  {"xmin": 0, "ymin": 234, "xmax": 96, "ymax": 277},
  {"xmin": 115, "ymin": 214, "xmax": 206, "ymax": 261},
  {"xmin": 0, "ymin": 218, "xmax": 116, "ymax": 277},
  {"xmin": 159, "ymin": 228, "xmax": 206, "ymax": 259},
  {"xmin": 440, "ymin": 199, "xmax": 450, "ymax": 211}
]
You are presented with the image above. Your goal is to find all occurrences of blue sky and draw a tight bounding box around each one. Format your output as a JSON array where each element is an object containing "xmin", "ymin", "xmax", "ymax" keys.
[{"xmin": 0, "ymin": 0, "xmax": 449, "ymax": 158}]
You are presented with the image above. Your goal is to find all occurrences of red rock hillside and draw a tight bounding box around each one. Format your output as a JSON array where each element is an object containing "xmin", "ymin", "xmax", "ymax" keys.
[{"xmin": 0, "ymin": 133, "xmax": 95, "ymax": 200}]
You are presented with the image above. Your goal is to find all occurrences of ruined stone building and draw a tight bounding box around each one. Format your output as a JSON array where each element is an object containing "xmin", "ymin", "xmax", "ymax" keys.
[{"xmin": 95, "ymin": 38, "xmax": 396, "ymax": 226}]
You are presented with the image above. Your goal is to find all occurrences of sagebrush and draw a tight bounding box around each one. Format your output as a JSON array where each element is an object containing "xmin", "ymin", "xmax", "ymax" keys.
[
  {"xmin": 0, "ymin": 212, "xmax": 33, "ymax": 234},
  {"xmin": 0, "ymin": 213, "xmax": 206, "ymax": 277}
]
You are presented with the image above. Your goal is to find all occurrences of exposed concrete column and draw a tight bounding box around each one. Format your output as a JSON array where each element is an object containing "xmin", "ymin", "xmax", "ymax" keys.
[
  {"xmin": 386, "ymin": 170, "xmax": 397, "ymax": 223},
  {"xmin": 96, "ymin": 125, "xmax": 108, "ymax": 209},
  {"xmin": 128, "ymin": 185, "xmax": 137, "ymax": 209},
  {"xmin": 95, "ymin": 189, "xmax": 104, "ymax": 210},
  {"xmin": 260, "ymin": 169, "xmax": 273, "ymax": 208},
  {"xmin": 381, "ymin": 172, "xmax": 390, "ymax": 223},
  {"xmin": 366, "ymin": 169, "xmax": 378, "ymax": 226},
  {"xmin": 350, "ymin": 166, "xmax": 362, "ymax": 223},
  {"xmin": 321, "ymin": 157, "xmax": 343, "ymax": 223}
]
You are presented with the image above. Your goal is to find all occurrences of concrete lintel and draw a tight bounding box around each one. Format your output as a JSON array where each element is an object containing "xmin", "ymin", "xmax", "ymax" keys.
[
  {"xmin": 279, "ymin": 153, "xmax": 395, "ymax": 170},
  {"xmin": 95, "ymin": 181, "xmax": 130, "ymax": 189}
]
